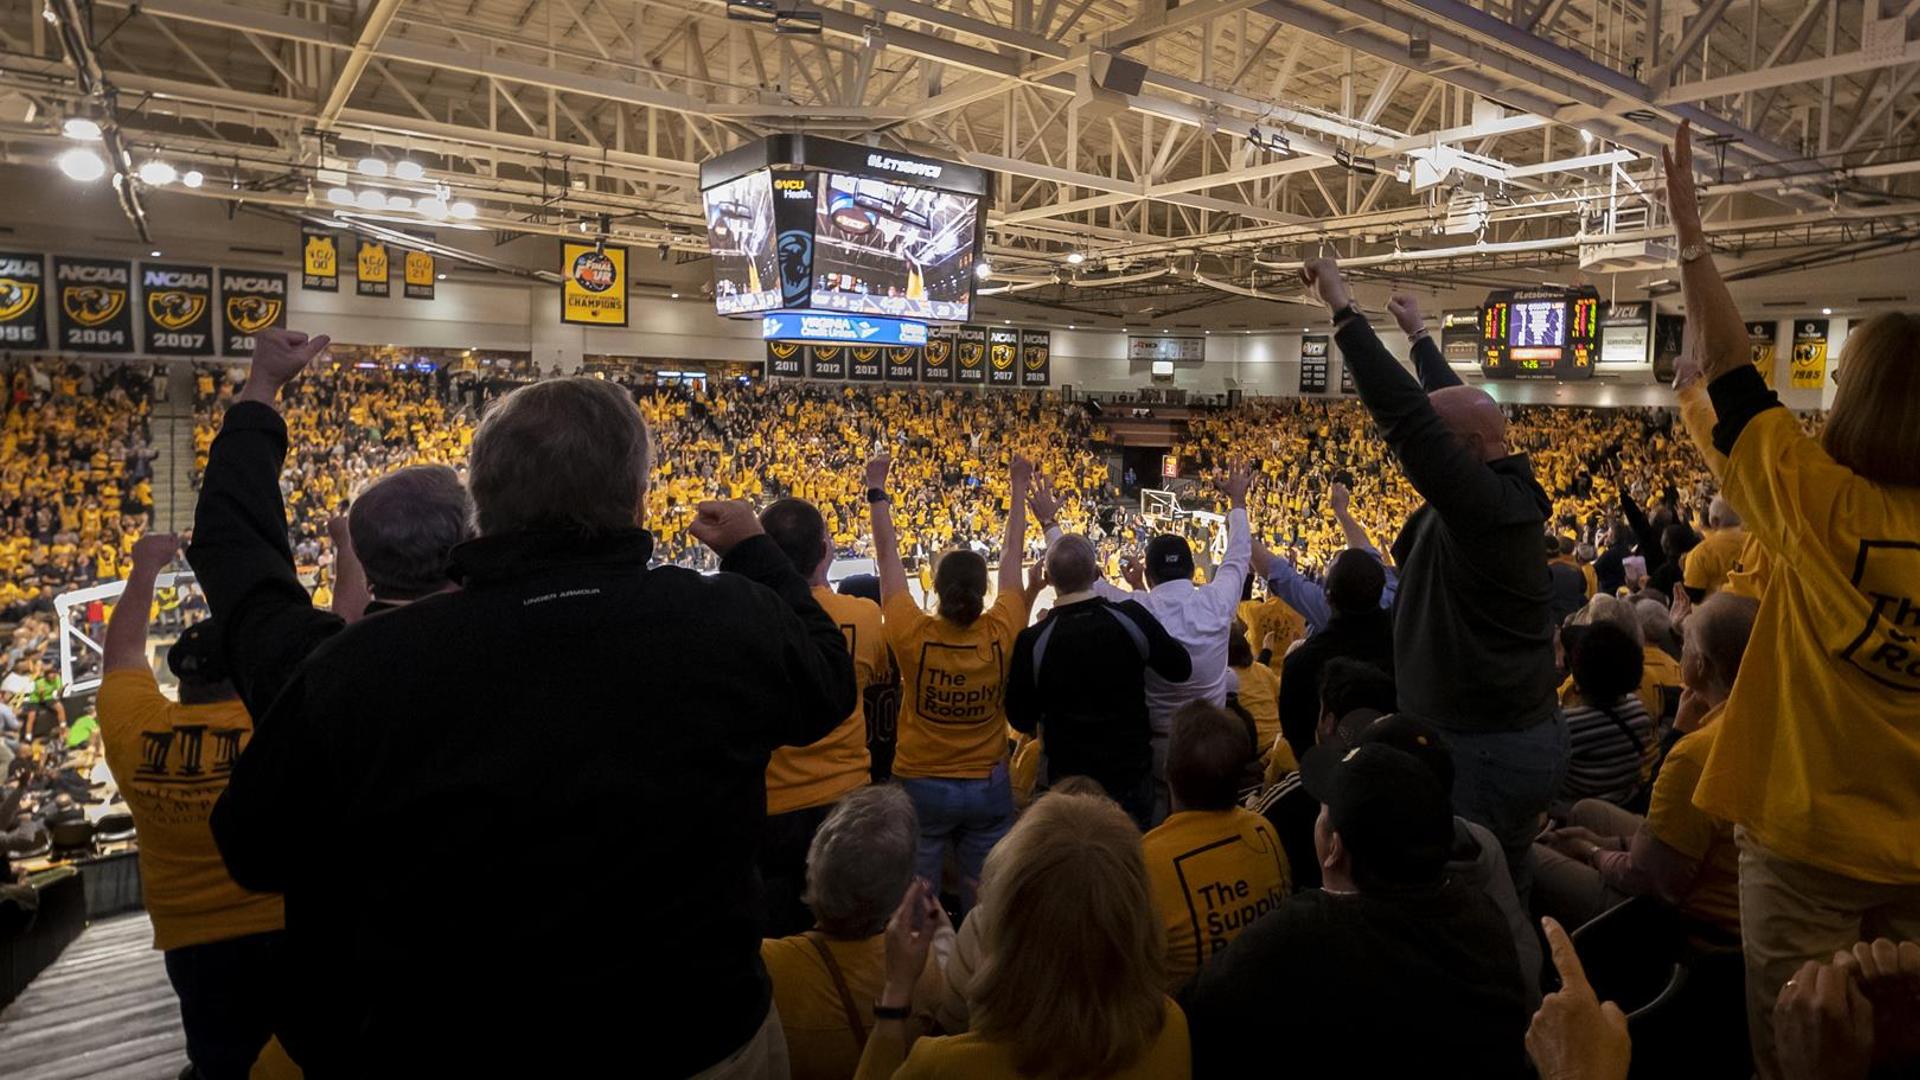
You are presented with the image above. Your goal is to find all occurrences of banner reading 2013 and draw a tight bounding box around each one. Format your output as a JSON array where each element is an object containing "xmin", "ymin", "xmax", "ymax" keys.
[
  {"xmin": 561, "ymin": 243, "xmax": 628, "ymax": 326},
  {"xmin": 219, "ymin": 270, "xmax": 288, "ymax": 356},
  {"xmin": 54, "ymin": 255, "xmax": 134, "ymax": 353}
]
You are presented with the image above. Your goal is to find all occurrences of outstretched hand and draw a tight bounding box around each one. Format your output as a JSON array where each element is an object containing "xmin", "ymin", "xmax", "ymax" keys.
[
  {"xmin": 1387, "ymin": 294, "xmax": 1424, "ymax": 337},
  {"xmin": 1009, "ymin": 454, "xmax": 1034, "ymax": 493},
  {"xmin": 129, "ymin": 533, "xmax": 181, "ymax": 571},
  {"xmin": 1300, "ymin": 257, "xmax": 1353, "ymax": 313},
  {"xmin": 242, "ymin": 328, "xmax": 331, "ymax": 404},
  {"xmin": 1662, "ymin": 120, "xmax": 1704, "ymax": 244},
  {"xmin": 690, "ymin": 500, "xmax": 764, "ymax": 556},
  {"xmin": 1527, "ymin": 917, "xmax": 1631, "ymax": 1080},
  {"xmin": 1029, "ymin": 473, "xmax": 1061, "ymax": 523},
  {"xmin": 1218, "ymin": 461, "xmax": 1253, "ymax": 509}
]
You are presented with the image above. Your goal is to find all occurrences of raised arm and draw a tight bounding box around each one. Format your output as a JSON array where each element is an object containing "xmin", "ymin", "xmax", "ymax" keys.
[
  {"xmin": 999, "ymin": 455, "xmax": 1032, "ymax": 598},
  {"xmin": 326, "ymin": 514, "xmax": 372, "ymax": 623},
  {"xmin": 1389, "ymin": 293, "xmax": 1462, "ymax": 391},
  {"xmin": 1329, "ymin": 481, "xmax": 1376, "ymax": 555},
  {"xmin": 865, "ymin": 457, "xmax": 911, "ymax": 604},
  {"xmin": 103, "ymin": 534, "xmax": 178, "ymax": 674},
  {"xmin": 1200, "ymin": 462, "xmax": 1252, "ymax": 611},
  {"xmin": 1664, "ymin": 122, "xmax": 1752, "ymax": 386}
]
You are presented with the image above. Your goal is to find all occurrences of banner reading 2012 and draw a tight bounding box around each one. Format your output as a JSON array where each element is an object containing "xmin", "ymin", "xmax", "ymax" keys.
[
  {"xmin": 54, "ymin": 255, "xmax": 134, "ymax": 353},
  {"xmin": 219, "ymin": 270, "xmax": 288, "ymax": 356}
]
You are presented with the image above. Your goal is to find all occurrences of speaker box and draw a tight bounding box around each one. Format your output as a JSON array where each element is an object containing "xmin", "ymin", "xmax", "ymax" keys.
[{"xmin": 1089, "ymin": 52, "xmax": 1148, "ymax": 96}]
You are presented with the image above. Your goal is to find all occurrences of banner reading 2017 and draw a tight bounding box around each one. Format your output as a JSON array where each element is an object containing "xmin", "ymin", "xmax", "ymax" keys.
[
  {"xmin": 561, "ymin": 242, "xmax": 628, "ymax": 326},
  {"xmin": 54, "ymin": 255, "xmax": 134, "ymax": 353},
  {"xmin": 219, "ymin": 270, "xmax": 288, "ymax": 356}
]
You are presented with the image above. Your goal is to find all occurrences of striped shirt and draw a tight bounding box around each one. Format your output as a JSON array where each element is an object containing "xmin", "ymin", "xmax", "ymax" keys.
[{"xmin": 1561, "ymin": 695, "xmax": 1656, "ymax": 806}]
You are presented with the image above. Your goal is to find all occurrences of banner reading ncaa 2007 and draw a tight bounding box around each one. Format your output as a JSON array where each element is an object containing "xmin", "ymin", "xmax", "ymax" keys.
[
  {"xmin": 140, "ymin": 263, "xmax": 215, "ymax": 355},
  {"xmin": 0, "ymin": 252, "xmax": 49, "ymax": 349},
  {"xmin": 54, "ymin": 255, "xmax": 134, "ymax": 353},
  {"xmin": 562, "ymin": 242, "xmax": 628, "ymax": 326},
  {"xmin": 219, "ymin": 269, "xmax": 287, "ymax": 356}
]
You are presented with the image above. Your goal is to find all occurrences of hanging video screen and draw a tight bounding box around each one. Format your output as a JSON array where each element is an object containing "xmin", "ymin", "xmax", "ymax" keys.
[
  {"xmin": 809, "ymin": 174, "xmax": 978, "ymax": 323},
  {"xmin": 1508, "ymin": 300, "xmax": 1568, "ymax": 348},
  {"xmin": 704, "ymin": 169, "xmax": 781, "ymax": 316}
]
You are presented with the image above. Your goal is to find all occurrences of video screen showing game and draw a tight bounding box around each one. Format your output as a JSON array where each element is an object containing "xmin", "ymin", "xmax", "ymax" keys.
[
  {"xmin": 809, "ymin": 173, "xmax": 978, "ymax": 322},
  {"xmin": 1509, "ymin": 300, "xmax": 1568, "ymax": 348},
  {"xmin": 704, "ymin": 170, "xmax": 780, "ymax": 316}
]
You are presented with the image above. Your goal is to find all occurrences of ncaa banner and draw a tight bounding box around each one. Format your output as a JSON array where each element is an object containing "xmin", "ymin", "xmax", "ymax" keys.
[
  {"xmin": 219, "ymin": 269, "xmax": 288, "ymax": 356},
  {"xmin": 955, "ymin": 325, "xmax": 987, "ymax": 384},
  {"xmin": 766, "ymin": 339, "xmax": 803, "ymax": 378},
  {"xmin": 1790, "ymin": 319, "xmax": 1829, "ymax": 390},
  {"xmin": 986, "ymin": 327, "xmax": 1019, "ymax": 387},
  {"xmin": 1746, "ymin": 320, "xmax": 1778, "ymax": 388},
  {"xmin": 807, "ymin": 344, "xmax": 846, "ymax": 380},
  {"xmin": 356, "ymin": 239, "xmax": 391, "ymax": 297},
  {"xmin": 1019, "ymin": 330, "xmax": 1051, "ymax": 387},
  {"xmin": 54, "ymin": 255, "xmax": 134, "ymax": 353},
  {"xmin": 884, "ymin": 345, "xmax": 919, "ymax": 382},
  {"xmin": 848, "ymin": 345, "xmax": 884, "ymax": 381},
  {"xmin": 0, "ymin": 252, "xmax": 48, "ymax": 349},
  {"xmin": 561, "ymin": 242, "xmax": 628, "ymax": 326},
  {"xmin": 140, "ymin": 263, "xmax": 215, "ymax": 355},
  {"xmin": 302, "ymin": 228, "xmax": 338, "ymax": 292},
  {"xmin": 922, "ymin": 332, "xmax": 956, "ymax": 382},
  {"xmin": 403, "ymin": 250, "xmax": 435, "ymax": 300}
]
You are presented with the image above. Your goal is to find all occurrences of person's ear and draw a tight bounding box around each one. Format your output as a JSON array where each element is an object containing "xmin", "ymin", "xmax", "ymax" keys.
[{"xmin": 1321, "ymin": 828, "xmax": 1345, "ymax": 872}]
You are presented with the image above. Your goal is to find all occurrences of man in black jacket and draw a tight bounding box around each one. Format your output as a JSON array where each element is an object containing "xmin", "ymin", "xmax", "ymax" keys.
[
  {"xmin": 1304, "ymin": 262, "xmax": 1564, "ymax": 897},
  {"xmin": 1273, "ymin": 548, "xmax": 1394, "ymax": 759},
  {"xmin": 1005, "ymin": 533, "xmax": 1191, "ymax": 828},
  {"xmin": 209, "ymin": 372, "xmax": 855, "ymax": 1077}
]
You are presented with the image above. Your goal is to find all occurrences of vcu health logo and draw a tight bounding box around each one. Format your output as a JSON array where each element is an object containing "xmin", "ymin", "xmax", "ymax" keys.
[
  {"xmin": 63, "ymin": 284, "xmax": 124, "ymax": 327},
  {"xmin": 571, "ymin": 250, "xmax": 618, "ymax": 292},
  {"xmin": 226, "ymin": 295, "xmax": 282, "ymax": 334},
  {"xmin": 0, "ymin": 279, "xmax": 36, "ymax": 322}
]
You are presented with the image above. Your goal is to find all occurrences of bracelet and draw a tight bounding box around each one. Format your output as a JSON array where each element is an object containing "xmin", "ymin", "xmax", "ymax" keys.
[{"xmin": 872, "ymin": 1002, "xmax": 911, "ymax": 1021}]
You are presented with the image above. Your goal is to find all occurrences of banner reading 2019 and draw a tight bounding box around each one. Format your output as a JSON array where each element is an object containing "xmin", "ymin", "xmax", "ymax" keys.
[{"xmin": 561, "ymin": 243, "xmax": 628, "ymax": 326}]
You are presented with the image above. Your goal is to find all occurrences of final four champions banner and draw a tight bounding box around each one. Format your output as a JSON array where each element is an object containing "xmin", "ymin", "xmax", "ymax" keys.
[
  {"xmin": 0, "ymin": 252, "xmax": 48, "ymax": 349},
  {"xmin": 54, "ymin": 255, "xmax": 134, "ymax": 353},
  {"xmin": 561, "ymin": 243, "xmax": 628, "ymax": 326},
  {"xmin": 302, "ymin": 228, "xmax": 339, "ymax": 292},
  {"xmin": 219, "ymin": 269, "xmax": 288, "ymax": 356},
  {"xmin": 140, "ymin": 264, "xmax": 215, "ymax": 356}
]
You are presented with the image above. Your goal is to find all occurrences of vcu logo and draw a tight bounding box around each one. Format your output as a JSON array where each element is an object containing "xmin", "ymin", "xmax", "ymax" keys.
[
  {"xmin": 0, "ymin": 279, "xmax": 37, "ymax": 322},
  {"xmin": 147, "ymin": 290, "xmax": 206, "ymax": 330},
  {"xmin": 226, "ymin": 295, "xmax": 282, "ymax": 334},
  {"xmin": 63, "ymin": 285, "xmax": 125, "ymax": 327}
]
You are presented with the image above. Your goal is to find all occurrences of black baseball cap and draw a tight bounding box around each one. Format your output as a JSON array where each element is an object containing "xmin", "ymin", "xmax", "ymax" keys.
[
  {"xmin": 1144, "ymin": 535, "xmax": 1195, "ymax": 582},
  {"xmin": 836, "ymin": 573, "xmax": 881, "ymax": 604},
  {"xmin": 166, "ymin": 620, "xmax": 229, "ymax": 685},
  {"xmin": 1300, "ymin": 741, "xmax": 1453, "ymax": 887},
  {"xmin": 1333, "ymin": 711, "xmax": 1455, "ymax": 796}
]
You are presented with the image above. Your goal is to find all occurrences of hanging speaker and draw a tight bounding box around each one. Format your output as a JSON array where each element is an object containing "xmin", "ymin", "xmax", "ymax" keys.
[{"xmin": 1089, "ymin": 51, "xmax": 1148, "ymax": 96}]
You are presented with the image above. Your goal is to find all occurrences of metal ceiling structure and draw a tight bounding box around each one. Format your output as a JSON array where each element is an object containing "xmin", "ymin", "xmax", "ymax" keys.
[{"xmin": 3, "ymin": 0, "xmax": 1918, "ymax": 316}]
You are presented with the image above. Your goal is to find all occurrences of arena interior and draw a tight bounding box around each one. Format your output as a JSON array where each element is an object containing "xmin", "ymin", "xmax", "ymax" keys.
[{"xmin": 1, "ymin": 0, "xmax": 1918, "ymax": 1076}]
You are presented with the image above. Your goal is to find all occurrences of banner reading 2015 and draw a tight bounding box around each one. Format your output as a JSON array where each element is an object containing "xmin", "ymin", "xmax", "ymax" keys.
[
  {"xmin": 54, "ymin": 255, "xmax": 134, "ymax": 353},
  {"xmin": 219, "ymin": 270, "xmax": 288, "ymax": 356},
  {"xmin": 561, "ymin": 243, "xmax": 628, "ymax": 326}
]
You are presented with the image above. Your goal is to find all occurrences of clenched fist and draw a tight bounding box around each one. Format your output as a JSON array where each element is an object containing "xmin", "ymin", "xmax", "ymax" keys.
[{"xmin": 691, "ymin": 500, "xmax": 765, "ymax": 556}]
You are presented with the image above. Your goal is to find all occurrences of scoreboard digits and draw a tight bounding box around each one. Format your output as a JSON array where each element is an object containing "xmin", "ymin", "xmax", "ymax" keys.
[{"xmin": 1479, "ymin": 286, "xmax": 1600, "ymax": 380}]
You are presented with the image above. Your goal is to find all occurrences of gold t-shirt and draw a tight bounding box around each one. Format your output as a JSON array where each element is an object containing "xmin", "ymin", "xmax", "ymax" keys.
[
  {"xmin": 765, "ymin": 588, "xmax": 889, "ymax": 815},
  {"xmin": 885, "ymin": 589, "xmax": 1027, "ymax": 780},
  {"xmin": 762, "ymin": 932, "xmax": 943, "ymax": 1080},
  {"xmin": 1142, "ymin": 808, "xmax": 1291, "ymax": 988},
  {"xmin": 1648, "ymin": 708, "xmax": 1740, "ymax": 934}
]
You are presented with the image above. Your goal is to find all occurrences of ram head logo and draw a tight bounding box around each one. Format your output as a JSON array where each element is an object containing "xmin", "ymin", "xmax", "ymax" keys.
[
  {"xmin": 226, "ymin": 295, "xmax": 282, "ymax": 334},
  {"xmin": 147, "ymin": 291, "xmax": 206, "ymax": 330},
  {"xmin": 63, "ymin": 285, "xmax": 124, "ymax": 327},
  {"xmin": 0, "ymin": 280, "xmax": 37, "ymax": 322}
]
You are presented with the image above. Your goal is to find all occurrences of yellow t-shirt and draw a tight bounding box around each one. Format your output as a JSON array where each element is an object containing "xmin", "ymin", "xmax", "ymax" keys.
[
  {"xmin": 1695, "ymin": 408, "xmax": 1920, "ymax": 884},
  {"xmin": 1647, "ymin": 708, "xmax": 1740, "ymax": 934},
  {"xmin": 96, "ymin": 669, "xmax": 285, "ymax": 951},
  {"xmin": 1640, "ymin": 646, "xmax": 1683, "ymax": 720},
  {"xmin": 885, "ymin": 589, "xmax": 1026, "ymax": 780},
  {"xmin": 1232, "ymin": 663, "xmax": 1282, "ymax": 757},
  {"xmin": 761, "ymin": 932, "xmax": 944, "ymax": 1080},
  {"xmin": 859, "ymin": 999, "xmax": 1191, "ymax": 1080},
  {"xmin": 1684, "ymin": 527, "xmax": 1748, "ymax": 596},
  {"xmin": 1721, "ymin": 533, "xmax": 1772, "ymax": 601},
  {"xmin": 1141, "ymin": 808, "xmax": 1291, "ymax": 988},
  {"xmin": 766, "ymin": 588, "xmax": 888, "ymax": 815},
  {"xmin": 1237, "ymin": 597, "xmax": 1306, "ymax": 668}
]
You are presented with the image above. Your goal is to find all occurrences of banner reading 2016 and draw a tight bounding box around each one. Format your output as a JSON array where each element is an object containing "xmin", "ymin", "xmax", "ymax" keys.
[
  {"xmin": 955, "ymin": 325, "xmax": 987, "ymax": 385},
  {"xmin": 140, "ymin": 263, "xmax": 215, "ymax": 355},
  {"xmin": 54, "ymin": 255, "xmax": 134, "ymax": 353},
  {"xmin": 561, "ymin": 242, "xmax": 628, "ymax": 326},
  {"xmin": 219, "ymin": 270, "xmax": 288, "ymax": 356},
  {"xmin": 0, "ymin": 252, "xmax": 49, "ymax": 349}
]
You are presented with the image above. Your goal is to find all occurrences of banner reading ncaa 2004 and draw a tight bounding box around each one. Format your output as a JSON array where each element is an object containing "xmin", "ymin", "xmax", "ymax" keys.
[
  {"xmin": 219, "ymin": 269, "xmax": 288, "ymax": 356},
  {"xmin": 54, "ymin": 255, "xmax": 134, "ymax": 353},
  {"xmin": 562, "ymin": 242, "xmax": 628, "ymax": 326}
]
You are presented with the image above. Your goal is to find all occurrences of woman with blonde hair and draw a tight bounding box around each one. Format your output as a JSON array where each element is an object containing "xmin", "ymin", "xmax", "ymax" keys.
[
  {"xmin": 1665, "ymin": 120, "xmax": 1920, "ymax": 1079},
  {"xmin": 856, "ymin": 792, "xmax": 1190, "ymax": 1079}
]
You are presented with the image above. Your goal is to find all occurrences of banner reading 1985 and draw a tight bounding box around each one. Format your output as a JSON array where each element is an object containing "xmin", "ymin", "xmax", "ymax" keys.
[
  {"xmin": 140, "ymin": 263, "xmax": 215, "ymax": 355},
  {"xmin": 54, "ymin": 255, "xmax": 134, "ymax": 353},
  {"xmin": 219, "ymin": 269, "xmax": 287, "ymax": 356},
  {"xmin": 0, "ymin": 252, "xmax": 48, "ymax": 349}
]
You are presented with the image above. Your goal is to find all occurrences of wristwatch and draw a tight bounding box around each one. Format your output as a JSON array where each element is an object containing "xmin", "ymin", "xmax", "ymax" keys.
[
  {"xmin": 1678, "ymin": 241, "xmax": 1709, "ymax": 263},
  {"xmin": 865, "ymin": 487, "xmax": 891, "ymax": 505}
]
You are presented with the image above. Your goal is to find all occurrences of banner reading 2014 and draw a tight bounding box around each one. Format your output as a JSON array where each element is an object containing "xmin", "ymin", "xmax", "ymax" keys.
[
  {"xmin": 54, "ymin": 255, "xmax": 134, "ymax": 353},
  {"xmin": 561, "ymin": 243, "xmax": 628, "ymax": 326},
  {"xmin": 219, "ymin": 270, "xmax": 288, "ymax": 356}
]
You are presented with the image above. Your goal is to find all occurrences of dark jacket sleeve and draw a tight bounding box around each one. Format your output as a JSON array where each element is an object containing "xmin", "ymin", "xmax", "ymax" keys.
[
  {"xmin": 1412, "ymin": 333, "xmax": 1462, "ymax": 391},
  {"xmin": 184, "ymin": 401, "xmax": 344, "ymax": 718},
  {"xmin": 1618, "ymin": 490, "xmax": 1666, "ymax": 575},
  {"xmin": 211, "ymin": 663, "xmax": 327, "ymax": 893},
  {"xmin": 1120, "ymin": 600, "xmax": 1193, "ymax": 682},
  {"xmin": 1336, "ymin": 318, "xmax": 1511, "ymax": 528},
  {"xmin": 1004, "ymin": 626, "xmax": 1040, "ymax": 737},
  {"xmin": 1277, "ymin": 651, "xmax": 1318, "ymax": 760},
  {"xmin": 720, "ymin": 534, "xmax": 856, "ymax": 748}
]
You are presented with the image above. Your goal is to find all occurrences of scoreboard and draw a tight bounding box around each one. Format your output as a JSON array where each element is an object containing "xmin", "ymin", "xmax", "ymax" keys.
[{"xmin": 1479, "ymin": 286, "xmax": 1601, "ymax": 379}]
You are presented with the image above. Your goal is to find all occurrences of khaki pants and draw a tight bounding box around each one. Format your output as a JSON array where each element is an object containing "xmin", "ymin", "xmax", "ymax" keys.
[
  {"xmin": 1737, "ymin": 829, "xmax": 1920, "ymax": 1080},
  {"xmin": 688, "ymin": 1002, "xmax": 791, "ymax": 1080}
]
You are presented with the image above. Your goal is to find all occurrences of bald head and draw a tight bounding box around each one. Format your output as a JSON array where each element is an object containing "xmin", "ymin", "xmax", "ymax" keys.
[
  {"xmin": 1428, "ymin": 385, "xmax": 1509, "ymax": 462},
  {"xmin": 1047, "ymin": 533, "xmax": 1100, "ymax": 595}
]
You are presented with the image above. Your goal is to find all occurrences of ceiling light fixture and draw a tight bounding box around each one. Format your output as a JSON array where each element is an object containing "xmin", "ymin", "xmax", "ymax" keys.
[
  {"xmin": 392, "ymin": 160, "xmax": 425, "ymax": 181},
  {"xmin": 357, "ymin": 157, "xmax": 389, "ymax": 178},
  {"xmin": 449, "ymin": 201, "xmax": 478, "ymax": 220},
  {"xmin": 1066, "ymin": 252, "xmax": 1085, "ymax": 264},
  {"xmin": 58, "ymin": 148, "xmax": 106, "ymax": 182},
  {"xmin": 975, "ymin": 259, "xmax": 993, "ymax": 280},
  {"xmin": 149, "ymin": 250, "xmax": 162, "ymax": 257},
  {"xmin": 416, "ymin": 197, "xmax": 448, "ymax": 219},
  {"xmin": 181, "ymin": 170, "xmax": 204, "ymax": 188},
  {"xmin": 1822, "ymin": 307, "xmax": 1833, "ymax": 315},
  {"xmin": 62, "ymin": 117, "xmax": 102, "ymax": 141},
  {"xmin": 326, "ymin": 187, "xmax": 356, "ymax": 206},
  {"xmin": 137, "ymin": 160, "xmax": 177, "ymax": 186},
  {"xmin": 356, "ymin": 189, "xmax": 388, "ymax": 210},
  {"xmin": 386, "ymin": 194, "xmax": 413, "ymax": 211}
]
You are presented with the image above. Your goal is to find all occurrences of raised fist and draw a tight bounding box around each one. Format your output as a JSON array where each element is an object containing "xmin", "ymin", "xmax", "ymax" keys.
[
  {"xmin": 1300, "ymin": 258, "xmax": 1352, "ymax": 312},
  {"xmin": 1387, "ymin": 294, "xmax": 1424, "ymax": 337},
  {"xmin": 129, "ymin": 533, "xmax": 181, "ymax": 570},
  {"xmin": 691, "ymin": 500, "xmax": 764, "ymax": 556},
  {"xmin": 865, "ymin": 456, "xmax": 891, "ymax": 492}
]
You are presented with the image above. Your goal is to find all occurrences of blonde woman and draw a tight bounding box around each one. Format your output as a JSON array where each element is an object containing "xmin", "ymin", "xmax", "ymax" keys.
[
  {"xmin": 855, "ymin": 792, "xmax": 1190, "ymax": 1079},
  {"xmin": 1666, "ymin": 119, "xmax": 1920, "ymax": 1078}
]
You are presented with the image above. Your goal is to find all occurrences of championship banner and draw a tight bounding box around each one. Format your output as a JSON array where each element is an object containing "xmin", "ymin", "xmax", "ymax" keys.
[
  {"xmin": 1299, "ymin": 334, "xmax": 1330, "ymax": 394},
  {"xmin": 0, "ymin": 252, "xmax": 49, "ymax": 349},
  {"xmin": 139, "ymin": 263, "xmax": 214, "ymax": 356},
  {"xmin": 1019, "ymin": 330, "xmax": 1051, "ymax": 387},
  {"xmin": 53, "ymin": 255, "xmax": 133, "ymax": 353},
  {"xmin": 767, "ymin": 339, "xmax": 804, "ymax": 378},
  {"xmin": 403, "ymin": 250, "xmax": 435, "ymax": 300},
  {"xmin": 218, "ymin": 269, "xmax": 288, "ymax": 356},
  {"xmin": 1746, "ymin": 320, "xmax": 1778, "ymax": 388},
  {"xmin": 561, "ymin": 242, "xmax": 628, "ymax": 326},
  {"xmin": 1790, "ymin": 319, "xmax": 1829, "ymax": 390},
  {"xmin": 987, "ymin": 327, "xmax": 1019, "ymax": 386},
  {"xmin": 884, "ymin": 345, "xmax": 920, "ymax": 382},
  {"xmin": 301, "ymin": 228, "xmax": 338, "ymax": 292},
  {"xmin": 807, "ymin": 344, "xmax": 846, "ymax": 380},
  {"xmin": 356, "ymin": 239, "xmax": 390, "ymax": 297},
  {"xmin": 956, "ymin": 325, "xmax": 987, "ymax": 384},
  {"xmin": 848, "ymin": 345, "xmax": 884, "ymax": 381},
  {"xmin": 922, "ymin": 332, "xmax": 956, "ymax": 382}
]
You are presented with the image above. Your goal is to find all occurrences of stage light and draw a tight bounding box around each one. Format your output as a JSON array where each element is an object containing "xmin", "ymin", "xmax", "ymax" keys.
[
  {"xmin": 327, "ymin": 187, "xmax": 356, "ymax": 206},
  {"xmin": 58, "ymin": 148, "xmax": 106, "ymax": 182},
  {"xmin": 137, "ymin": 160, "xmax": 177, "ymax": 186},
  {"xmin": 1066, "ymin": 252, "xmax": 1085, "ymax": 265},
  {"xmin": 357, "ymin": 157, "xmax": 389, "ymax": 178},
  {"xmin": 416, "ymin": 197, "xmax": 448, "ymax": 219},
  {"xmin": 62, "ymin": 117, "xmax": 102, "ymax": 141},
  {"xmin": 449, "ymin": 201, "xmax": 478, "ymax": 219},
  {"xmin": 392, "ymin": 160, "xmax": 425, "ymax": 181},
  {"xmin": 357, "ymin": 189, "xmax": 388, "ymax": 210},
  {"xmin": 181, "ymin": 170, "xmax": 204, "ymax": 188}
]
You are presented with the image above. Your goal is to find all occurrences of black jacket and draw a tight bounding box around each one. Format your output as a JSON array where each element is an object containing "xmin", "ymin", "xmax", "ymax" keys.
[
  {"xmin": 1337, "ymin": 320, "xmax": 1558, "ymax": 734},
  {"xmin": 209, "ymin": 528, "xmax": 855, "ymax": 1077},
  {"xmin": 1005, "ymin": 596, "xmax": 1190, "ymax": 797},
  {"xmin": 1277, "ymin": 607, "xmax": 1395, "ymax": 757}
]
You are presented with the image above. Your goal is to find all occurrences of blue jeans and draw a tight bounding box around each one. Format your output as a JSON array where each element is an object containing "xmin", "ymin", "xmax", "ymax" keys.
[
  {"xmin": 164, "ymin": 930, "xmax": 283, "ymax": 1080},
  {"xmin": 1444, "ymin": 713, "xmax": 1569, "ymax": 905},
  {"xmin": 900, "ymin": 762, "xmax": 1014, "ymax": 908}
]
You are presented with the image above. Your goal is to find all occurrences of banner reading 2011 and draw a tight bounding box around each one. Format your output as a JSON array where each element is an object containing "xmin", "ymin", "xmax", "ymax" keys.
[
  {"xmin": 561, "ymin": 243, "xmax": 628, "ymax": 326},
  {"xmin": 219, "ymin": 270, "xmax": 288, "ymax": 356},
  {"xmin": 54, "ymin": 255, "xmax": 134, "ymax": 353}
]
